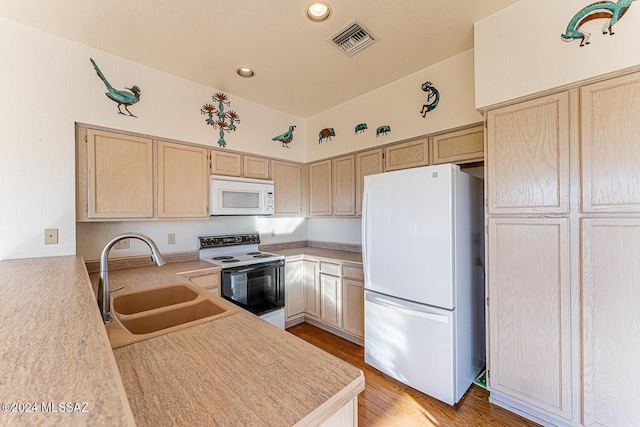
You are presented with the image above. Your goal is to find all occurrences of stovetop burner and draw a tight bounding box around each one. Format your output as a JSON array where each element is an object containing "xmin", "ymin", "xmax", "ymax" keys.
[{"xmin": 199, "ymin": 232, "xmax": 284, "ymax": 268}]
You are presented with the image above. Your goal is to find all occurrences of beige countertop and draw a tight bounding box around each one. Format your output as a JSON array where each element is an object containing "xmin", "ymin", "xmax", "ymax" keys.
[
  {"xmin": 1, "ymin": 255, "xmax": 364, "ymax": 426},
  {"xmin": 91, "ymin": 260, "xmax": 365, "ymax": 426},
  {"xmin": 0, "ymin": 255, "xmax": 134, "ymax": 427},
  {"xmin": 268, "ymin": 247, "xmax": 363, "ymax": 264}
]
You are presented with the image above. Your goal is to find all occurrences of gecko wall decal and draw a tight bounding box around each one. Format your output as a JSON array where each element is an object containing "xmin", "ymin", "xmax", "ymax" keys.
[{"xmin": 561, "ymin": 0, "xmax": 636, "ymax": 46}]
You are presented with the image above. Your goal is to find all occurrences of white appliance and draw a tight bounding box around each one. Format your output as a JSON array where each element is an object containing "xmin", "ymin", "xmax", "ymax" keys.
[
  {"xmin": 362, "ymin": 163, "xmax": 485, "ymax": 405},
  {"xmin": 199, "ymin": 232, "xmax": 285, "ymax": 329},
  {"xmin": 209, "ymin": 175, "xmax": 274, "ymax": 216}
]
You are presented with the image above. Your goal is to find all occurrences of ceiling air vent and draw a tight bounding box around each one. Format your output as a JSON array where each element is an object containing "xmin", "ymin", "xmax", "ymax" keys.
[{"xmin": 331, "ymin": 21, "xmax": 376, "ymax": 56}]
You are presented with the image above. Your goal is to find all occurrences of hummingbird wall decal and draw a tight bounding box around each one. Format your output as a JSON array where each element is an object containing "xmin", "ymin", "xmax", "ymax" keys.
[{"xmin": 90, "ymin": 58, "xmax": 141, "ymax": 117}]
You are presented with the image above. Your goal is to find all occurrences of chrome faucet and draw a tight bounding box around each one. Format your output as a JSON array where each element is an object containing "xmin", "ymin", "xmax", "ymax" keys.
[{"xmin": 97, "ymin": 232, "xmax": 166, "ymax": 323}]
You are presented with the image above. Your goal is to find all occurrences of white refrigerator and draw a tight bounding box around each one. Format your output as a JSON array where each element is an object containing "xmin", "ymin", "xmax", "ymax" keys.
[{"xmin": 362, "ymin": 163, "xmax": 485, "ymax": 405}]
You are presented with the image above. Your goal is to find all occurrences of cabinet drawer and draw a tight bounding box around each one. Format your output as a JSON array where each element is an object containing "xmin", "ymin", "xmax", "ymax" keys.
[
  {"xmin": 342, "ymin": 265, "xmax": 364, "ymax": 281},
  {"xmin": 319, "ymin": 261, "xmax": 341, "ymax": 276}
]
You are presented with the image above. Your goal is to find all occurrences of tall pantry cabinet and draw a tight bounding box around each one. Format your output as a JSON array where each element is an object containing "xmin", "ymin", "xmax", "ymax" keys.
[{"xmin": 486, "ymin": 71, "xmax": 640, "ymax": 427}]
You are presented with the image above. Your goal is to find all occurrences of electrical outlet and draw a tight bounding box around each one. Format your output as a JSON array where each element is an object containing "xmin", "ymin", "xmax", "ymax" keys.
[
  {"xmin": 44, "ymin": 228, "xmax": 58, "ymax": 245},
  {"xmin": 271, "ymin": 228, "xmax": 276, "ymax": 237},
  {"xmin": 114, "ymin": 239, "xmax": 130, "ymax": 250},
  {"xmin": 168, "ymin": 233, "xmax": 176, "ymax": 245}
]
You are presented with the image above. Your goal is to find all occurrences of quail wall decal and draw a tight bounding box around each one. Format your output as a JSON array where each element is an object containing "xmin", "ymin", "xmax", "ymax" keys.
[
  {"xmin": 561, "ymin": 0, "xmax": 635, "ymax": 46},
  {"xmin": 272, "ymin": 126, "xmax": 296, "ymax": 148},
  {"xmin": 90, "ymin": 58, "xmax": 141, "ymax": 117}
]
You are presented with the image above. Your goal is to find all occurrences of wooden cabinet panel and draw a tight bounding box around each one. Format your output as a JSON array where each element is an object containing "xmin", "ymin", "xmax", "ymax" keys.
[
  {"xmin": 355, "ymin": 149, "xmax": 383, "ymax": 216},
  {"xmin": 320, "ymin": 261, "xmax": 341, "ymax": 275},
  {"xmin": 431, "ymin": 126, "xmax": 484, "ymax": 165},
  {"xmin": 320, "ymin": 273, "xmax": 342, "ymax": 328},
  {"xmin": 582, "ymin": 219, "xmax": 640, "ymax": 426},
  {"xmin": 243, "ymin": 155, "xmax": 270, "ymax": 180},
  {"xmin": 384, "ymin": 137, "xmax": 429, "ymax": 172},
  {"xmin": 210, "ymin": 151, "xmax": 242, "ymax": 176},
  {"xmin": 581, "ymin": 72, "xmax": 640, "ymax": 213},
  {"xmin": 342, "ymin": 265, "xmax": 364, "ymax": 281},
  {"xmin": 285, "ymin": 259, "xmax": 304, "ymax": 320},
  {"xmin": 487, "ymin": 217, "xmax": 571, "ymax": 419},
  {"xmin": 157, "ymin": 141, "xmax": 209, "ymax": 218},
  {"xmin": 303, "ymin": 260, "xmax": 320, "ymax": 318},
  {"xmin": 309, "ymin": 160, "xmax": 332, "ymax": 216},
  {"xmin": 486, "ymin": 92, "xmax": 570, "ymax": 214},
  {"xmin": 271, "ymin": 160, "xmax": 303, "ymax": 216},
  {"xmin": 342, "ymin": 278, "xmax": 364, "ymax": 339},
  {"xmin": 84, "ymin": 129, "xmax": 154, "ymax": 219},
  {"xmin": 332, "ymin": 155, "xmax": 356, "ymax": 216}
]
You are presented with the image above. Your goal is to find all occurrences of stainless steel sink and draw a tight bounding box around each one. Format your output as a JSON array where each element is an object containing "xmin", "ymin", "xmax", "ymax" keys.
[{"xmin": 106, "ymin": 283, "xmax": 238, "ymax": 348}]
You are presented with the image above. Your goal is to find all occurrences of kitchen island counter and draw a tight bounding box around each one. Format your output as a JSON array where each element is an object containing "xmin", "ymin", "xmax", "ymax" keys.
[
  {"xmin": 92, "ymin": 261, "xmax": 365, "ymax": 426},
  {"xmin": 0, "ymin": 255, "xmax": 363, "ymax": 426}
]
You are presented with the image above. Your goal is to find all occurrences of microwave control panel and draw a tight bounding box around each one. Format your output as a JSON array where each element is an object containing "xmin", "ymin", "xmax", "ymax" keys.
[{"xmin": 266, "ymin": 192, "xmax": 274, "ymax": 211}]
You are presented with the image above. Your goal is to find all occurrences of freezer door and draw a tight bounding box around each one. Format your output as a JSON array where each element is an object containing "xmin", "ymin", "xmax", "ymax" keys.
[
  {"xmin": 362, "ymin": 164, "xmax": 455, "ymax": 309},
  {"xmin": 364, "ymin": 290, "xmax": 458, "ymax": 405}
]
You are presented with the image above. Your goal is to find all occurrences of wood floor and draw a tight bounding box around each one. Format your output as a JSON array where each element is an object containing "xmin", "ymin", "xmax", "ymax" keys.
[{"xmin": 287, "ymin": 323, "xmax": 540, "ymax": 427}]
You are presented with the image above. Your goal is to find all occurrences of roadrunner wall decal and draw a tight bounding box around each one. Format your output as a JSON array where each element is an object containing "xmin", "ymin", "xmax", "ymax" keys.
[
  {"xmin": 272, "ymin": 126, "xmax": 296, "ymax": 148},
  {"xmin": 561, "ymin": 0, "xmax": 635, "ymax": 46},
  {"xmin": 201, "ymin": 92, "xmax": 241, "ymax": 147},
  {"xmin": 90, "ymin": 58, "xmax": 141, "ymax": 117},
  {"xmin": 420, "ymin": 82, "xmax": 440, "ymax": 118}
]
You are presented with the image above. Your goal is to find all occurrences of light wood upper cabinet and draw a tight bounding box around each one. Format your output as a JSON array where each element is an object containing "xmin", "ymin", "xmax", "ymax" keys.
[
  {"xmin": 581, "ymin": 72, "xmax": 640, "ymax": 213},
  {"xmin": 332, "ymin": 155, "xmax": 356, "ymax": 216},
  {"xmin": 210, "ymin": 151, "xmax": 242, "ymax": 177},
  {"xmin": 582, "ymin": 219, "xmax": 640, "ymax": 426},
  {"xmin": 355, "ymin": 149, "xmax": 383, "ymax": 217},
  {"xmin": 78, "ymin": 128, "xmax": 154, "ymax": 220},
  {"xmin": 431, "ymin": 126, "xmax": 484, "ymax": 165},
  {"xmin": 487, "ymin": 217, "xmax": 571, "ymax": 419},
  {"xmin": 157, "ymin": 141, "xmax": 209, "ymax": 218},
  {"xmin": 486, "ymin": 92, "xmax": 570, "ymax": 215},
  {"xmin": 384, "ymin": 137, "xmax": 429, "ymax": 172},
  {"xmin": 271, "ymin": 160, "xmax": 303, "ymax": 216},
  {"xmin": 309, "ymin": 160, "xmax": 332, "ymax": 216},
  {"xmin": 243, "ymin": 155, "xmax": 270, "ymax": 180}
]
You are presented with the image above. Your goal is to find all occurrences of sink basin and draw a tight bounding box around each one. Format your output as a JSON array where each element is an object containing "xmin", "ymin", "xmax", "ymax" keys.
[
  {"xmin": 106, "ymin": 283, "xmax": 238, "ymax": 348},
  {"xmin": 112, "ymin": 283, "xmax": 198, "ymax": 315}
]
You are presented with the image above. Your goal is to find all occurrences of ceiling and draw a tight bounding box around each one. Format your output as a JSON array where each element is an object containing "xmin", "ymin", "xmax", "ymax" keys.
[{"xmin": 0, "ymin": 0, "xmax": 518, "ymax": 117}]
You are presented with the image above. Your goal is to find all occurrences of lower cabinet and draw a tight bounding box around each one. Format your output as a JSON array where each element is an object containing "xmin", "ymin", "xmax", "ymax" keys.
[
  {"xmin": 320, "ymin": 272, "xmax": 342, "ymax": 328},
  {"xmin": 303, "ymin": 260, "xmax": 321, "ymax": 318},
  {"xmin": 284, "ymin": 255, "xmax": 363, "ymax": 345},
  {"xmin": 487, "ymin": 218, "xmax": 572, "ymax": 421},
  {"xmin": 285, "ymin": 258, "xmax": 305, "ymax": 321}
]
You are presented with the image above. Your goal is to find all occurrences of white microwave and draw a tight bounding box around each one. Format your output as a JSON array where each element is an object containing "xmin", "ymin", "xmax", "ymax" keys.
[{"xmin": 209, "ymin": 175, "xmax": 274, "ymax": 216}]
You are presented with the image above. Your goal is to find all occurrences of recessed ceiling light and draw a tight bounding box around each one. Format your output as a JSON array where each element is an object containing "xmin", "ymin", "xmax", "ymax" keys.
[
  {"xmin": 237, "ymin": 67, "xmax": 255, "ymax": 78},
  {"xmin": 306, "ymin": 2, "xmax": 332, "ymax": 22}
]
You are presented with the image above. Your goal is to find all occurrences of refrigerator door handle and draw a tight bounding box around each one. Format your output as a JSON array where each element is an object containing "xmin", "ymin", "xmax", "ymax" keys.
[
  {"xmin": 365, "ymin": 293, "xmax": 450, "ymax": 324},
  {"xmin": 362, "ymin": 179, "xmax": 370, "ymax": 285}
]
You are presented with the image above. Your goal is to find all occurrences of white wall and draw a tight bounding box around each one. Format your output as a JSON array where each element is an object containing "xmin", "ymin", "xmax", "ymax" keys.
[
  {"xmin": 0, "ymin": 18, "xmax": 304, "ymax": 261},
  {"xmin": 304, "ymin": 50, "xmax": 483, "ymax": 162},
  {"xmin": 306, "ymin": 218, "xmax": 362, "ymax": 246},
  {"xmin": 475, "ymin": 0, "xmax": 640, "ymax": 108}
]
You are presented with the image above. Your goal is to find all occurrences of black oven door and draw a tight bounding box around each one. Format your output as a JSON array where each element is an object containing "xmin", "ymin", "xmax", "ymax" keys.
[{"xmin": 221, "ymin": 260, "xmax": 284, "ymax": 315}]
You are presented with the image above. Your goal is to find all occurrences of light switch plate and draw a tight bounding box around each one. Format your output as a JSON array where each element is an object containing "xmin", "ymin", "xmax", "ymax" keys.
[
  {"xmin": 44, "ymin": 228, "xmax": 58, "ymax": 245},
  {"xmin": 168, "ymin": 233, "xmax": 176, "ymax": 245}
]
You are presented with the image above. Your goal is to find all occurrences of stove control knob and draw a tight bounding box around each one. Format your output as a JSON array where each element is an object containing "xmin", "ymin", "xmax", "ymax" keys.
[{"xmin": 234, "ymin": 236, "xmax": 242, "ymax": 243}]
